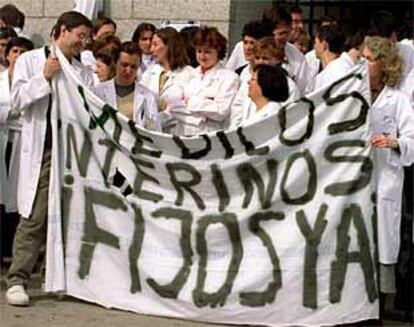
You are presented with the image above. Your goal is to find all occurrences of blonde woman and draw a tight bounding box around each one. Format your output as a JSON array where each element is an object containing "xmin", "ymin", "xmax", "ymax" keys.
[{"xmin": 362, "ymin": 36, "xmax": 414, "ymax": 295}]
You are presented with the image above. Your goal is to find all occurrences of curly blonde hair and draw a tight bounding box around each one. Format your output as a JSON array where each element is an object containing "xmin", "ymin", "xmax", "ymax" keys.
[{"xmin": 363, "ymin": 36, "xmax": 404, "ymax": 87}]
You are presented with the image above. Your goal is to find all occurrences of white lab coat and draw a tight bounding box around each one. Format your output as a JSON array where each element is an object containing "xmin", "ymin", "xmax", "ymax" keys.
[
  {"xmin": 0, "ymin": 70, "xmax": 22, "ymax": 212},
  {"xmin": 13, "ymin": 47, "xmax": 94, "ymax": 218},
  {"xmin": 0, "ymin": 70, "xmax": 10, "ymax": 206},
  {"xmin": 369, "ymin": 86, "xmax": 414, "ymax": 264},
  {"xmin": 305, "ymin": 49, "xmax": 320, "ymax": 93},
  {"xmin": 229, "ymin": 65, "xmax": 300, "ymax": 129},
  {"xmin": 242, "ymin": 101, "xmax": 282, "ymax": 125},
  {"xmin": 95, "ymin": 79, "xmax": 161, "ymax": 131},
  {"xmin": 396, "ymin": 42, "xmax": 414, "ymax": 85},
  {"xmin": 170, "ymin": 63, "xmax": 239, "ymax": 136},
  {"xmin": 225, "ymin": 41, "xmax": 247, "ymax": 71},
  {"xmin": 141, "ymin": 64, "xmax": 194, "ymax": 133},
  {"xmin": 313, "ymin": 52, "xmax": 355, "ymax": 91},
  {"xmin": 137, "ymin": 54, "xmax": 156, "ymax": 81},
  {"xmin": 400, "ymin": 68, "xmax": 414, "ymax": 107},
  {"xmin": 283, "ymin": 43, "xmax": 310, "ymax": 96},
  {"xmin": 400, "ymin": 39, "xmax": 414, "ymax": 50},
  {"xmin": 73, "ymin": 0, "xmax": 103, "ymax": 20}
]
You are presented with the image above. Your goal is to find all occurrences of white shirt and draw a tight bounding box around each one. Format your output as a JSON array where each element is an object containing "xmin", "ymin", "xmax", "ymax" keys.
[
  {"xmin": 171, "ymin": 62, "xmax": 240, "ymax": 136},
  {"xmin": 396, "ymin": 42, "xmax": 414, "ymax": 85},
  {"xmin": 400, "ymin": 68, "xmax": 414, "ymax": 107},
  {"xmin": 305, "ymin": 49, "xmax": 320, "ymax": 93},
  {"xmin": 225, "ymin": 41, "xmax": 247, "ymax": 71},
  {"xmin": 141, "ymin": 64, "xmax": 194, "ymax": 133},
  {"xmin": 314, "ymin": 52, "xmax": 355, "ymax": 91},
  {"xmin": 0, "ymin": 69, "xmax": 22, "ymax": 212},
  {"xmin": 73, "ymin": 0, "xmax": 104, "ymax": 20},
  {"xmin": 369, "ymin": 86, "xmax": 414, "ymax": 263},
  {"xmin": 137, "ymin": 54, "xmax": 156, "ymax": 81},
  {"xmin": 95, "ymin": 79, "xmax": 161, "ymax": 131},
  {"xmin": 399, "ymin": 38, "xmax": 414, "ymax": 50},
  {"xmin": 229, "ymin": 65, "xmax": 300, "ymax": 129},
  {"xmin": 283, "ymin": 43, "xmax": 310, "ymax": 96},
  {"xmin": 243, "ymin": 101, "xmax": 282, "ymax": 125}
]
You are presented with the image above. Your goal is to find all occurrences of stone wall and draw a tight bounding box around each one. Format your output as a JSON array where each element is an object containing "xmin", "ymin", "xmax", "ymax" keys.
[{"xmin": 0, "ymin": 0, "xmax": 277, "ymax": 54}]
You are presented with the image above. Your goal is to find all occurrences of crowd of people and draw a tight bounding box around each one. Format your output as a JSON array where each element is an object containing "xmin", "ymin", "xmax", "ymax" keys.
[{"xmin": 0, "ymin": 2, "xmax": 413, "ymax": 319}]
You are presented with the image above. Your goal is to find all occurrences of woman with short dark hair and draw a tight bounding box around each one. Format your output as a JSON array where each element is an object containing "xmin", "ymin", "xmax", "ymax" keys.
[{"xmin": 243, "ymin": 64, "xmax": 288, "ymax": 124}]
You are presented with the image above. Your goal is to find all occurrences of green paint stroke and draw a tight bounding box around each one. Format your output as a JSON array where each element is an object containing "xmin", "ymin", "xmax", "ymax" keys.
[
  {"xmin": 329, "ymin": 204, "xmax": 377, "ymax": 303},
  {"xmin": 147, "ymin": 208, "xmax": 193, "ymax": 298},
  {"xmin": 211, "ymin": 164, "xmax": 230, "ymax": 212},
  {"xmin": 237, "ymin": 159, "xmax": 278, "ymax": 209},
  {"xmin": 131, "ymin": 157, "xmax": 163, "ymax": 203},
  {"xmin": 280, "ymin": 149, "xmax": 317, "ymax": 205},
  {"xmin": 324, "ymin": 140, "xmax": 373, "ymax": 196},
  {"xmin": 129, "ymin": 204, "xmax": 146, "ymax": 293},
  {"xmin": 65, "ymin": 123, "xmax": 93, "ymax": 177},
  {"xmin": 240, "ymin": 211, "xmax": 285, "ymax": 307},
  {"xmin": 193, "ymin": 213, "xmax": 243, "ymax": 308},
  {"xmin": 296, "ymin": 204, "xmax": 328, "ymax": 309},
  {"xmin": 78, "ymin": 187, "xmax": 128, "ymax": 279},
  {"xmin": 166, "ymin": 162, "xmax": 205, "ymax": 210}
]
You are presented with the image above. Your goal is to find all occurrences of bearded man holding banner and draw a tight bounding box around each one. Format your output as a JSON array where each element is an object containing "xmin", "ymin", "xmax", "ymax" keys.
[{"xmin": 5, "ymin": 11, "xmax": 94, "ymax": 306}]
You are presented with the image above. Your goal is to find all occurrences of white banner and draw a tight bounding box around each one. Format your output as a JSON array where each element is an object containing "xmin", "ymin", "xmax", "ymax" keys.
[{"xmin": 46, "ymin": 51, "xmax": 379, "ymax": 326}]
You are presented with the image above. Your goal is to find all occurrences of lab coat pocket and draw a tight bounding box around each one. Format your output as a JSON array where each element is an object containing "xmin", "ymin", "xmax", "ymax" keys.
[
  {"xmin": 382, "ymin": 115, "xmax": 397, "ymax": 137},
  {"xmin": 377, "ymin": 197, "xmax": 401, "ymax": 263}
]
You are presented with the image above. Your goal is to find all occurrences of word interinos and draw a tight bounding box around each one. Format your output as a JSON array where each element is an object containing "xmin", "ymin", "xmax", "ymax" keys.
[{"xmin": 46, "ymin": 51, "xmax": 378, "ymax": 327}]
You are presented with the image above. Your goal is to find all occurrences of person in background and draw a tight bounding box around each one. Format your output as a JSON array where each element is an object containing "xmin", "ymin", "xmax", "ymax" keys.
[
  {"xmin": 132, "ymin": 22, "xmax": 156, "ymax": 77},
  {"xmin": 171, "ymin": 26, "xmax": 239, "ymax": 136},
  {"xmin": 0, "ymin": 37, "xmax": 34, "ymax": 264},
  {"xmin": 312, "ymin": 25, "xmax": 347, "ymax": 91},
  {"xmin": 368, "ymin": 11, "xmax": 414, "ymax": 86},
  {"xmin": 290, "ymin": 5, "xmax": 304, "ymax": 33},
  {"xmin": 179, "ymin": 26, "xmax": 199, "ymax": 68},
  {"xmin": 94, "ymin": 47, "xmax": 117, "ymax": 83},
  {"xmin": 80, "ymin": 16, "xmax": 117, "ymax": 73},
  {"xmin": 362, "ymin": 36, "xmax": 414, "ymax": 304},
  {"xmin": 343, "ymin": 28, "xmax": 365, "ymax": 65},
  {"xmin": 225, "ymin": 41, "xmax": 246, "ymax": 72},
  {"xmin": 95, "ymin": 41, "xmax": 160, "ymax": 130},
  {"xmin": 398, "ymin": 21, "xmax": 413, "ymax": 50},
  {"xmin": 289, "ymin": 28, "xmax": 310, "ymax": 54},
  {"xmin": 243, "ymin": 64, "xmax": 289, "ymax": 125},
  {"xmin": 5, "ymin": 11, "xmax": 94, "ymax": 307},
  {"xmin": 0, "ymin": 27, "xmax": 17, "ymax": 72},
  {"xmin": 235, "ymin": 20, "xmax": 269, "ymax": 76},
  {"xmin": 229, "ymin": 36, "xmax": 299, "ymax": 129},
  {"xmin": 92, "ymin": 16, "xmax": 116, "ymax": 39},
  {"xmin": 88, "ymin": 33, "xmax": 121, "ymax": 84},
  {"xmin": 0, "ymin": 37, "xmax": 34, "ymax": 213},
  {"xmin": 140, "ymin": 27, "xmax": 193, "ymax": 133},
  {"xmin": 305, "ymin": 15, "xmax": 338, "ymax": 88},
  {"xmin": 0, "ymin": 4, "xmax": 27, "ymax": 38},
  {"xmin": 262, "ymin": 5, "xmax": 309, "ymax": 96}
]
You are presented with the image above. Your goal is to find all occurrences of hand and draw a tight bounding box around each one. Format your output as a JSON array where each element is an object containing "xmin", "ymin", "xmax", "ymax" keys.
[
  {"xmin": 370, "ymin": 134, "xmax": 399, "ymax": 149},
  {"xmin": 43, "ymin": 56, "xmax": 61, "ymax": 81}
]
